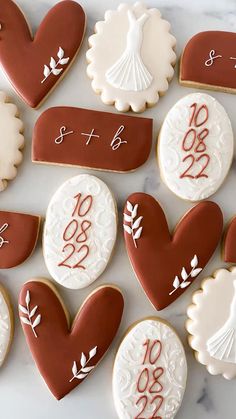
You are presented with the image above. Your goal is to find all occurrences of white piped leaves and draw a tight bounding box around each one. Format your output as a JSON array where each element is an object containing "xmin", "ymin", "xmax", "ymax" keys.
[
  {"xmin": 19, "ymin": 290, "xmax": 41, "ymax": 338},
  {"xmin": 169, "ymin": 255, "xmax": 202, "ymax": 295},
  {"xmin": 69, "ymin": 346, "xmax": 97, "ymax": 382},
  {"xmin": 41, "ymin": 47, "xmax": 70, "ymax": 83},
  {"xmin": 123, "ymin": 201, "xmax": 143, "ymax": 248}
]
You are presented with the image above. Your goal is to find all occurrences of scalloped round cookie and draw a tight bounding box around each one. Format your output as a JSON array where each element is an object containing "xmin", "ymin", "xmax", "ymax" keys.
[
  {"xmin": 186, "ymin": 267, "xmax": 236, "ymax": 379},
  {"xmin": 0, "ymin": 92, "xmax": 24, "ymax": 191},
  {"xmin": 87, "ymin": 2, "xmax": 176, "ymax": 112}
]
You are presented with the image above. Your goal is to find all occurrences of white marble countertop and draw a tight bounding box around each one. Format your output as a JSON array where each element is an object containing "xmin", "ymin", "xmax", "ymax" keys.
[{"xmin": 1, "ymin": 0, "xmax": 236, "ymax": 418}]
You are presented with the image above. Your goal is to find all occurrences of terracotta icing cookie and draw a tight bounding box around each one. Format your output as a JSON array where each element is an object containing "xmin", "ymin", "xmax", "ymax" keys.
[
  {"xmin": 180, "ymin": 31, "xmax": 236, "ymax": 94},
  {"xmin": 123, "ymin": 193, "xmax": 223, "ymax": 310},
  {"xmin": 87, "ymin": 2, "xmax": 176, "ymax": 112},
  {"xmin": 158, "ymin": 93, "xmax": 234, "ymax": 202},
  {"xmin": 186, "ymin": 267, "xmax": 236, "ymax": 379},
  {"xmin": 0, "ymin": 0, "xmax": 86, "ymax": 108},
  {"xmin": 32, "ymin": 106, "xmax": 152, "ymax": 172},
  {"xmin": 0, "ymin": 92, "xmax": 24, "ymax": 191},
  {"xmin": 113, "ymin": 317, "xmax": 187, "ymax": 419},
  {"xmin": 0, "ymin": 284, "xmax": 13, "ymax": 367},
  {"xmin": 0, "ymin": 211, "xmax": 40, "ymax": 268},
  {"xmin": 223, "ymin": 217, "xmax": 236, "ymax": 263},
  {"xmin": 19, "ymin": 279, "xmax": 124, "ymax": 399},
  {"xmin": 43, "ymin": 174, "xmax": 117, "ymax": 289}
]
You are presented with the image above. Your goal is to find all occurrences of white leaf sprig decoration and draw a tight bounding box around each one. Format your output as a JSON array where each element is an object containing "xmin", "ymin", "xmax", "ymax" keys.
[
  {"xmin": 169, "ymin": 255, "xmax": 202, "ymax": 296},
  {"xmin": 19, "ymin": 290, "xmax": 41, "ymax": 338},
  {"xmin": 69, "ymin": 346, "xmax": 97, "ymax": 383},
  {"xmin": 41, "ymin": 47, "xmax": 70, "ymax": 84},
  {"xmin": 123, "ymin": 201, "xmax": 143, "ymax": 248}
]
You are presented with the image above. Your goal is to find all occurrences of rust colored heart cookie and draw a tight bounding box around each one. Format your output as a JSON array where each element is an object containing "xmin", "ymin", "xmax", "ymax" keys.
[
  {"xmin": 123, "ymin": 193, "xmax": 223, "ymax": 310},
  {"xmin": 0, "ymin": 0, "xmax": 86, "ymax": 108},
  {"xmin": 223, "ymin": 217, "xmax": 236, "ymax": 262},
  {"xmin": 0, "ymin": 211, "xmax": 40, "ymax": 268},
  {"xmin": 19, "ymin": 280, "xmax": 124, "ymax": 400}
]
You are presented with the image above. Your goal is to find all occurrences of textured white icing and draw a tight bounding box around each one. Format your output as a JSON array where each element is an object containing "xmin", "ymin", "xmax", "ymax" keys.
[
  {"xmin": 87, "ymin": 2, "xmax": 176, "ymax": 112},
  {"xmin": 0, "ymin": 91, "xmax": 24, "ymax": 191},
  {"xmin": 158, "ymin": 93, "xmax": 233, "ymax": 201},
  {"xmin": 113, "ymin": 319, "xmax": 187, "ymax": 419},
  {"xmin": 0, "ymin": 289, "xmax": 11, "ymax": 366},
  {"xmin": 43, "ymin": 174, "xmax": 117, "ymax": 289},
  {"xmin": 187, "ymin": 267, "xmax": 236, "ymax": 379}
]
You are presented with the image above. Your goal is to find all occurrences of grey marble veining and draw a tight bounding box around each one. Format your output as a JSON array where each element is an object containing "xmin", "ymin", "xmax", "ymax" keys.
[{"xmin": 0, "ymin": 0, "xmax": 236, "ymax": 418}]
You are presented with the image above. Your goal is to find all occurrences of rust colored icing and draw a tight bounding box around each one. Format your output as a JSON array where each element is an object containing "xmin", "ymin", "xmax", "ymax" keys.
[
  {"xmin": 19, "ymin": 281, "xmax": 124, "ymax": 400},
  {"xmin": 0, "ymin": 211, "xmax": 40, "ymax": 268},
  {"xmin": 224, "ymin": 217, "xmax": 236, "ymax": 262},
  {"xmin": 0, "ymin": 0, "xmax": 86, "ymax": 108},
  {"xmin": 123, "ymin": 193, "xmax": 223, "ymax": 310},
  {"xmin": 180, "ymin": 31, "xmax": 236, "ymax": 91},
  {"xmin": 32, "ymin": 107, "xmax": 153, "ymax": 172}
]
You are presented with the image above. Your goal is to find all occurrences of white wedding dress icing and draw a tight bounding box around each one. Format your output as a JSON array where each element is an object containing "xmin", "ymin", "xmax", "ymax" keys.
[
  {"xmin": 207, "ymin": 280, "xmax": 236, "ymax": 363},
  {"xmin": 105, "ymin": 10, "xmax": 153, "ymax": 91}
]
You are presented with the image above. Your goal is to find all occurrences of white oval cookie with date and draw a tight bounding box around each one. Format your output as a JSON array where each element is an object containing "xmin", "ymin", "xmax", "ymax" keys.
[
  {"xmin": 43, "ymin": 174, "xmax": 117, "ymax": 290},
  {"xmin": 87, "ymin": 2, "xmax": 176, "ymax": 113},
  {"xmin": 113, "ymin": 318, "xmax": 187, "ymax": 419}
]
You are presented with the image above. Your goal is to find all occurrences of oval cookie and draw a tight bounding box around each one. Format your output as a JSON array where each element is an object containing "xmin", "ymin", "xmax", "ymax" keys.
[
  {"xmin": 186, "ymin": 267, "xmax": 236, "ymax": 379},
  {"xmin": 158, "ymin": 93, "xmax": 234, "ymax": 201},
  {"xmin": 87, "ymin": 2, "xmax": 176, "ymax": 112},
  {"xmin": 43, "ymin": 174, "xmax": 117, "ymax": 289},
  {"xmin": 19, "ymin": 279, "xmax": 124, "ymax": 399},
  {"xmin": 0, "ymin": 284, "xmax": 13, "ymax": 367},
  {"xmin": 0, "ymin": 92, "xmax": 24, "ymax": 191},
  {"xmin": 113, "ymin": 318, "xmax": 187, "ymax": 419}
]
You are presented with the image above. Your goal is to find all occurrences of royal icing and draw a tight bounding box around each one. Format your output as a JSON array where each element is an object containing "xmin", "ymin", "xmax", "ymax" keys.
[
  {"xmin": 223, "ymin": 217, "xmax": 236, "ymax": 263},
  {"xmin": 0, "ymin": 92, "xmax": 24, "ymax": 191},
  {"xmin": 113, "ymin": 318, "xmax": 187, "ymax": 419},
  {"xmin": 0, "ymin": 0, "xmax": 85, "ymax": 108},
  {"xmin": 187, "ymin": 267, "xmax": 236, "ymax": 379},
  {"xmin": 87, "ymin": 2, "xmax": 176, "ymax": 112},
  {"xmin": 158, "ymin": 93, "xmax": 233, "ymax": 202},
  {"xmin": 43, "ymin": 174, "xmax": 117, "ymax": 289},
  {"xmin": 180, "ymin": 31, "xmax": 236, "ymax": 93},
  {"xmin": 0, "ymin": 286, "xmax": 12, "ymax": 367},
  {"xmin": 19, "ymin": 280, "xmax": 124, "ymax": 399},
  {"xmin": 123, "ymin": 193, "xmax": 223, "ymax": 310},
  {"xmin": 0, "ymin": 211, "xmax": 40, "ymax": 268},
  {"xmin": 32, "ymin": 107, "xmax": 152, "ymax": 172}
]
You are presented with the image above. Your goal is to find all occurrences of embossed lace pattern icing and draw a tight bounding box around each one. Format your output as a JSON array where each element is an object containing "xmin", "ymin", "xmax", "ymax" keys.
[{"xmin": 0, "ymin": 292, "xmax": 11, "ymax": 366}]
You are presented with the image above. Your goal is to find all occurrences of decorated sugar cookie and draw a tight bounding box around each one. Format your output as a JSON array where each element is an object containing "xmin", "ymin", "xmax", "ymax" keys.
[
  {"xmin": 158, "ymin": 93, "xmax": 234, "ymax": 202},
  {"xmin": 0, "ymin": 0, "xmax": 86, "ymax": 108},
  {"xmin": 87, "ymin": 2, "xmax": 176, "ymax": 112},
  {"xmin": 0, "ymin": 92, "xmax": 24, "ymax": 191},
  {"xmin": 113, "ymin": 318, "xmax": 187, "ymax": 419},
  {"xmin": 223, "ymin": 217, "xmax": 236, "ymax": 263},
  {"xmin": 32, "ymin": 106, "xmax": 152, "ymax": 172},
  {"xmin": 0, "ymin": 211, "xmax": 40, "ymax": 268},
  {"xmin": 123, "ymin": 193, "xmax": 223, "ymax": 310},
  {"xmin": 43, "ymin": 174, "xmax": 117, "ymax": 289},
  {"xmin": 19, "ymin": 279, "xmax": 124, "ymax": 399},
  {"xmin": 0, "ymin": 284, "xmax": 13, "ymax": 367},
  {"xmin": 186, "ymin": 267, "xmax": 236, "ymax": 379},
  {"xmin": 180, "ymin": 31, "xmax": 236, "ymax": 94}
]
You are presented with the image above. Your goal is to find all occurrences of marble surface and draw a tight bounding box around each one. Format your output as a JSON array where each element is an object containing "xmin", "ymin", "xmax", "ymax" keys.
[{"xmin": 0, "ymin": 0, "xmax": 236, "ymax": 418}]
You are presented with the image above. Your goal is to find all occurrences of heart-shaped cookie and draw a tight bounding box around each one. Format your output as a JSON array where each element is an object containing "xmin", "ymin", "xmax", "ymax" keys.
[
  {"xmin": 0, "ymin": 0, "xmax": 86, "ymax": 108},
  {"xmin": 123, "ymin": 193, "xmax": 223, "ymax": 310},
  {"xmin": 19, "ymin": 279, "xmax": 124, "ymax": 399}
]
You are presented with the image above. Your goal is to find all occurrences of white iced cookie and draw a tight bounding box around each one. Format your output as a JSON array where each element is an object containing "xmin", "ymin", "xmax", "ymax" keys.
[
  {"xmin": 186, "ymin": 267, "xmax": 236, "ymax": 379},
  {"xmin": 0, "ymin": 92, "xmax": 24, "ymax": 191},
  {"xmin": 87, "ymin": 2, "xmax": 176, "ymax": 112},
  {"xmin": 0, "ymin": 284, "xmax": 13, "ymax": 367},
  {"xmin": 158, "ymin": 93, "xmax": 233, "ymax": 201},
  {"xmin": 43, "ymin": 174, "xmax": 117, "ymax": 290},
  {"xmin": 113, "ymin": 318, "xmax": 187, "ymax": 419}
]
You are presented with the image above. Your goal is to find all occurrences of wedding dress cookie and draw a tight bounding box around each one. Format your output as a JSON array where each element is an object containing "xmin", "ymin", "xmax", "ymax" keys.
[
  {"xmin": 0, "ymin": 92, "xmax": 24, "ymax": 191},
  {"xmin": 158, "ymin": 93, "xmax": 234, "ymax": 201},
  {"xmin": 19, "ymin": 279, "xmax": 124, "ymax": 399},
  {"xmin": 187, "ymin": 267, "xmax": 236, "ymax": 379},
  {"xmin": 43, "ymin": 174, "xmax": 117, "ymax": 289},
  {"xmin": 87, "ymin": 2, "xmax": 176, "ymax": 112},
  {"xmin": 113, "ymin": 318, "xmax": 187, "ymax": 419},
  {"xmin": 0, "ymin": 284, "xmax": 13, "ymax": 367}
]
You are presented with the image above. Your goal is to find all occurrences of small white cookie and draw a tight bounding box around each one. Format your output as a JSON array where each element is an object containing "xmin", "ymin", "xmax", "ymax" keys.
[{"xmin": 0, "ymin": 92, "xmax": 24, "ymax": 191}]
